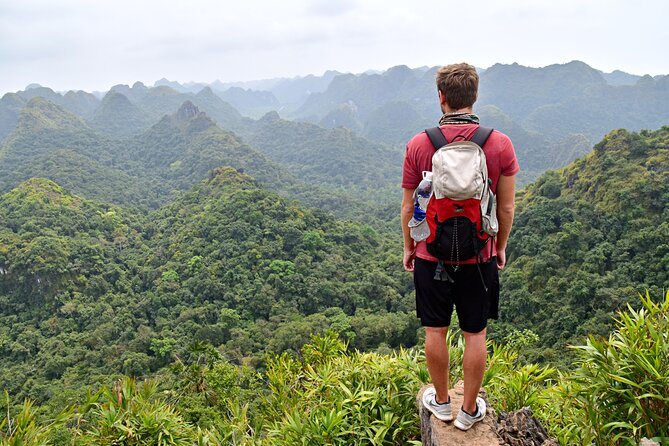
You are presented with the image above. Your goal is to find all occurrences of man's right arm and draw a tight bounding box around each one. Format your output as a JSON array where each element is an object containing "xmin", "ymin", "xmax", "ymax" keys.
[
  {"xmin": 495, "ymin": 174, "xmax": 516, "ymax": 270},
  {"xmin": 401, "ymin": 188, "xmax": 416, "ymax": 272}
]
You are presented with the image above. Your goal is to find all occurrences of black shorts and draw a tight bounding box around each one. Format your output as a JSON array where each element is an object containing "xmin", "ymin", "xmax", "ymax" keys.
[{"xmin": 414, "ymin": 257, "xmax": 499, "ymax": 333}]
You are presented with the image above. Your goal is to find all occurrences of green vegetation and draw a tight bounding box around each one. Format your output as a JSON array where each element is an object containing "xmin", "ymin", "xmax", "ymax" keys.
[
  {"xmin": 0, "ymin": 168, "xmax": 415, "ymax": 406},
  {"xmin": 3, "ymin": 293, "xmax": 669, "ymax": 445},
  {"xmin": 0, "ymin": 75, "xmax": 668, "ymax": 445},
  {"xmin": 494, "ymin": 126, "xmax": 669, "ymax": 365}
]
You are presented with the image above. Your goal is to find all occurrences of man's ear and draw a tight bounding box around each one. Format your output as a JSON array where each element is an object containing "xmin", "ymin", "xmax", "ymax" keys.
[{"xmin": 438, "ymin": 89, "xmax": 448, "ymax": 110}]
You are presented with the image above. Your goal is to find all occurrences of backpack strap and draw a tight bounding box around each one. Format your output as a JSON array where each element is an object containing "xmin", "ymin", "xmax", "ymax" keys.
[
  {"xmin": 425, "ymin": 127, "xmax": 448, "ymax": 150},
  {"xmin": 470, "ymin": 126, "xmax": 494, "ymax": 148},
  {"xmin": 426, "ymin": 126, "xmax": 493, "ymax": 149}
]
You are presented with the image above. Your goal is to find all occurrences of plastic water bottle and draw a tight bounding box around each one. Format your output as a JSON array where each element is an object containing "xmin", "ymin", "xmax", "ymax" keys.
[{"xmin": 409, "ymin": 172, "xmax": 432, "ymax": 241}]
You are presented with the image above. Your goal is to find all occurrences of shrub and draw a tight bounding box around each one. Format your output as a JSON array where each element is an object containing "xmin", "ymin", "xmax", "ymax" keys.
[
  {"xmin": 261, "ymin": 331, "xmax": 428, "ymax": 445},
  {"xmin": 539, "ymin": 291, "xmax": 669, "ymax": 445}
]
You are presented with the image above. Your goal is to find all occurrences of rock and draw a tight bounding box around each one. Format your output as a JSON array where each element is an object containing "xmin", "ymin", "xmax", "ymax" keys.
[
  {"xmin": 639, "ymin": 439, "xmax": 660, "ymax": 446},
  {"xmin": 418, "ymin": 381, "xmax": 559, "ymax": 446},
  {"xmin": 497, "ymin": 407, "xmax": 558, "ymax": 446},
  {"xmin": 418, "ymin": 381, "xmax": 501, "ymax": 446}
]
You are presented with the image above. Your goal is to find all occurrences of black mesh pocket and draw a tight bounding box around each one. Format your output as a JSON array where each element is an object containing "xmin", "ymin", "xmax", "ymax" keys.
[{"xmin": 427, "ymin": 217, "xmax": 485, "ymax": 261}]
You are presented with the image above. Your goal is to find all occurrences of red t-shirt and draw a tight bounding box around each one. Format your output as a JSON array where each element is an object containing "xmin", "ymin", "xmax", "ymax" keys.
[{"xmin": 402, "ymin": 124, "xmax": 520, "ymax": 263}]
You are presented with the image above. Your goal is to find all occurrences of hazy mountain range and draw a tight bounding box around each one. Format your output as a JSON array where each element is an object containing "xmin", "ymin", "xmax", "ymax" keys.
[{"xmin": 2, "ymin": 61, "xmax": 667, "ymax": 188}]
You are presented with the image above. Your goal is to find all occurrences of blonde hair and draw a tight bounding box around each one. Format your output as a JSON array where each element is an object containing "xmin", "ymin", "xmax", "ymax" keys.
[{"xmin": 435, "ymin": 63, "xmax": 479, "ymax": 110}]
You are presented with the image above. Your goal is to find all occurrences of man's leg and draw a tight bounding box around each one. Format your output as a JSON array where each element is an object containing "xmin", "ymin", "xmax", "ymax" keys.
[
  {"xmin": 462, "ymin": 328, "xmax": 487, "ymax": 414},
  {"xmin": 425, "ymin": 326, "xmax": 450, "ymax": 403}
]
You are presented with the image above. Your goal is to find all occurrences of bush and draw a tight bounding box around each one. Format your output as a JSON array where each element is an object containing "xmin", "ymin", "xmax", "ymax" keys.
[
  {"xmin": 261, "ymin": 331, "xmax": 428, "ymax": 445},
  {"xmin": 539, "ymin": 291, "xmax": 669, "ymax": 445}
]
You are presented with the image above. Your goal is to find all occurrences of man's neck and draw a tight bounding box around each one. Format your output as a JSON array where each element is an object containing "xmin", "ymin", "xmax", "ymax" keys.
[{"xmin": 441, "ymin": 106, "xmax": 473, "ymax": 114}]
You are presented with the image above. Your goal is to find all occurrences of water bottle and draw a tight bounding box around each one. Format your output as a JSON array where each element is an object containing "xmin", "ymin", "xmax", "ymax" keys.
[{"xmin": 409, "ymin": 172, "xmax": 432, "ymax": 241}]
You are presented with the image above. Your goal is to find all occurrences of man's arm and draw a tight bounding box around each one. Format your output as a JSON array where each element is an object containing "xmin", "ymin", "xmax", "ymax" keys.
[
  {"xmin": 495, "ymin": 174, "xmax": 516, "ymax": 270},
  {"xmin": 401, "ymin": 188, "xmax": 416, "ymax": 272}
]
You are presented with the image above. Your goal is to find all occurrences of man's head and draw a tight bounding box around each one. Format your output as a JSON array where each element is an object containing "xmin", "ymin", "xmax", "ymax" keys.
[{"xmin": 435, "ymin": 63, "xmax": 479, "ymax": 112}]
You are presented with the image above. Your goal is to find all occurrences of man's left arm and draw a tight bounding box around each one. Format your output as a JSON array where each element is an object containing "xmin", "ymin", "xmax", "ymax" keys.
[{"xmin": 495, "ymin": 174, "xmax": 516, "ymax": 270}]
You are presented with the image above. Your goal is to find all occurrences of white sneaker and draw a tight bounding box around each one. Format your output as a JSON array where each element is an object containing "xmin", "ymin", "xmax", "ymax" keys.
[
  {"xmin": 454, "ymin": 397, "xmax": 486, "ymax": 431},
  {"xmin": 422, "ymin": 387, "xmax": 453, "ymax": 422}
]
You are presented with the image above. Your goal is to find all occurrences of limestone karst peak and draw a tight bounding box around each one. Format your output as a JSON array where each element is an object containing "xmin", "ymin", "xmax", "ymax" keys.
[{"xmin": 175, "ymin": 100, "xmax": 200, "ymax": 121}]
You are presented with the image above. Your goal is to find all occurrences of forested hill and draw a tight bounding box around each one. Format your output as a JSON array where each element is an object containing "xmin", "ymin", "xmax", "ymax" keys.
[
  {"xmin": 496, "ymin": 126, "xmax": 669, "ymax": 364},
  {"xmin": 0, "ymin": 168, "xmax": 415, "ymax": 403},
  {"xmin": 0, "ymin": 98, "xmax": 292, "ymax": 209},
  {"xmin": 0, "ymin": 95, "xmax": 400, "ymax": 223},
  {"xmin": 235, "ymin": 110, "xmax": 402, "ymax": 193}
]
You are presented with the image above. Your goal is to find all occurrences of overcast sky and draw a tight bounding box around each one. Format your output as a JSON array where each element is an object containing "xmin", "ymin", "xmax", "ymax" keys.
[{"xmin": 1, "ymin": 0, "xmax": 667, "ymax": 93}]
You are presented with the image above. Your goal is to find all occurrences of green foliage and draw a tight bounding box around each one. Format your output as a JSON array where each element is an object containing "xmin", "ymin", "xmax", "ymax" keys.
[
  {"xmin": 1, "ymin": 293, "xmax": 669, "ymax": 446},
  {"xmin": 482, "ymin": 340, "xmax": 556, "ymax": 413},
  {"xmin": 542, "ymin": 291, "xmax": 669, "ymax": 445},
  {"xmin": 0, "ymin": 392, "xmax": 70, "ymax": 446},
  {"xmin": 262, "ymin": 332, "xmax": 427, "ymax": 445},
  {"xmin": 79, "ymin": 379, "xmax": 191, "ymax": 445},
  {"xmin": 0, "ymin": 167, "xmax": 415, "ymax": 402},
  {"xmin": 496, "ymin": 127, "xmax": 669, "ymax": 365}
]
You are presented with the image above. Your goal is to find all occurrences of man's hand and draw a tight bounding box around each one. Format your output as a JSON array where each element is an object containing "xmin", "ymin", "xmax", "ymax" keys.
[
  {"xmin": 496, "ymin": 248, "xmax": 506, "ymax": 270},
  {"xmin": 403, "ymin": 247, "xmax": 416, "ymax": 272}
]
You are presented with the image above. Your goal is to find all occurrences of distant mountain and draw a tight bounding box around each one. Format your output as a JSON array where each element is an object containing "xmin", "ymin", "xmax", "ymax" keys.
[
  {"xmin": 361, "ymin": 101, "xmax": 426, "ymax": 147},
  {"xmin": 478, "ymin": 61, "xmax": 606, "ymax": 120},
  {"xmin": 601, "ymin": 69, "xmax": 642, "ymax": 86},
  {"xmin": 61, "ymin": 90, "xmax": 99, "ymax": 115},
  {"xmin": 270, "ymin": 70, "xmax": 342, "ymax": 106},
  {"xmin": 88, "ymin": 91, "xmax": 153, "ymax": 138},
  {"xmin": 192, "ymin": 87, "xmax": 243, "ymax": 130},
  {"xmin": 235, "ymin": 110, "xmax": 402, "ymax": 197},
  {"xmin": 289, "ymin": 61, "xmax": 669, "ymax": 185},
  {"xmin": 109, "ymin": 81, "xmax": 150, "ymax": 103},
  {"xmin": 295, "ymin": 65, "xmax": 424, "ymax": 123},
  {"xmin": 216, "ymin": 87, "xmax": 279, "ymax": 117},
  {"xmin": 122, "ymin": 101, "xmax": 291, "ymax": 194},
  {"xmin": 3, "ymin": 97, "xmax": 100, "ymax": 150},
  {"xmin": 319, "ymin": 102, "xmax": 363, "ymax": 133},
  {"xmin": 135, "ymin": 85, "xmax": 190, "ymax": 121},
  {"xmin": 0, "ymin": 88, "xmax": 99, "ymax": 142},
  {"xmin": 0, "ymin": 97, "xmax": 164, "ymax": 206},
  {"xmin": 96, "ymin": 84, "xmax": 243, "ymax": 134},
  {"xmin": 0, "ymin": 93, "xmax": 25, "ymax": 141},
  {"xmin": 17, "ymin": 86, "xmax": 100, "ymax": 118},
  {"xmin": 154, "ymin": 77, "xmax": 189, "ymax": 93},
  {"xmin": 211, "ymin": 70, "xmax": 342, "ymax": 109}
]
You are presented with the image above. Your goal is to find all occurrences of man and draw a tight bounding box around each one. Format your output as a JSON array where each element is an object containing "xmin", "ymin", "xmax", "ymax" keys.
[{"xmin": 401, "ymin": 63, "xmax": 518, "ymax": 430}]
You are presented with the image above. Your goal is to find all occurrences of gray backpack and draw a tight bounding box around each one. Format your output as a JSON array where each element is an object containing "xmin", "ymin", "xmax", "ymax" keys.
[{"xmin": 424, "ymin": 126, "xmax": 498, "ymax": 283}]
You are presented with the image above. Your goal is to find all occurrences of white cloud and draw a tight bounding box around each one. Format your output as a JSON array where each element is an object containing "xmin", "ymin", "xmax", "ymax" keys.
[{"xmin": 0, "ymin": 0, "xmax": 667, "ymax": 93}]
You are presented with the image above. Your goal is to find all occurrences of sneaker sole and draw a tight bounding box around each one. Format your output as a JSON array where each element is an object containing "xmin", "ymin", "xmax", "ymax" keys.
[{"xmin": 454, "ymin": 418, "xmax": 482, "ymax": 431}]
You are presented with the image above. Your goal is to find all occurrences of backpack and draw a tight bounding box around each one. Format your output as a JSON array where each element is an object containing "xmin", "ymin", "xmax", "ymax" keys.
[{"xmin": 423, "ymin": 126, "xmax": 498, "ymax": 284}]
